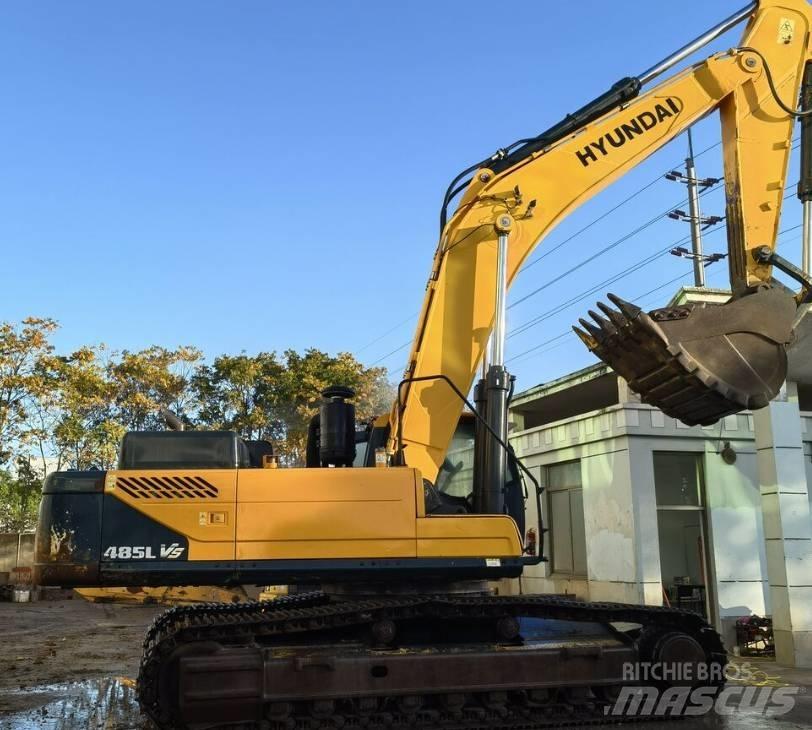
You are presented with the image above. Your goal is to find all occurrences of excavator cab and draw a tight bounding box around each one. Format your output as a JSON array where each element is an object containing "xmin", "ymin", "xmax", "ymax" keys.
[
  {"xmin": 574, "ymin": 286, "xmax": 798, "ymax": 425},
  {"xmin": 432, "ymin": 411, "xmax": 527, "ymax": 534}
]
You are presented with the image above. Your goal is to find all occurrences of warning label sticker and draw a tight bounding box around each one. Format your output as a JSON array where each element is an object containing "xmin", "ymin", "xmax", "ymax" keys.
[{"xmin": 778, "ymin": 18, "xmax": 795, "ymax": 44}]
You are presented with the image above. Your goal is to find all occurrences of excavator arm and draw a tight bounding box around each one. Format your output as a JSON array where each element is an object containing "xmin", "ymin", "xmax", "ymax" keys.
[{"xmin": 390, "ymin": 0, "xmax": 812, "ymax": 485}]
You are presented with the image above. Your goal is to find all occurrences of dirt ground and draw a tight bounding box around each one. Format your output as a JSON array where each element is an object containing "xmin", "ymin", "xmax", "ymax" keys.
[{"xmin": 0, "ymin": 597, "xmax": 163, "ymax": 724}]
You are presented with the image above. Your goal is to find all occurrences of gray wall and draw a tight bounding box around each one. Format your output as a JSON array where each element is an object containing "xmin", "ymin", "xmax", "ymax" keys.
[{"xmin": 0, "ymin": 533, "xmax": 36, "ymax": 581}]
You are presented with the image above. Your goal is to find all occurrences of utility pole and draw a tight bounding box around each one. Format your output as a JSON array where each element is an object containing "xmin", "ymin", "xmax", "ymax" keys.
[
  {"xmin": 665, "ymin": 128, "xmax": 724, "ymax": 287},
  {"xmin": 686, "ymin": 131, "xmax": 707, "ymax": 287}
]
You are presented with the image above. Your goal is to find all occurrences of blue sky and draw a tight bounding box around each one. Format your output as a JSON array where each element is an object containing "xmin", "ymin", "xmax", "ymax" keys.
[{"xmin": 0, "ymin": 1, "xmax": 805, "ymax": 392}]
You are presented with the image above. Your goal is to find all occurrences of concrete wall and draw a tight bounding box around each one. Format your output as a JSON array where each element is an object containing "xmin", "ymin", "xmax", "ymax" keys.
[
  {"xmin": 704, "ymin": 447, "xmax": 769, "ymax": 619},
  {"xmin": 0, "ymin": 533, "xmax": 36, "ymax": 582},
  {"xmin": 511, "ymin": 405, "xmax": 657, "ymax": 603},
  {"xmin": 17, "ymin": 534, "xmax": 34, "ymax": 570},
  {"xmin": 0, "ymin": 533, "xmax": 19, "ymax": 574}
]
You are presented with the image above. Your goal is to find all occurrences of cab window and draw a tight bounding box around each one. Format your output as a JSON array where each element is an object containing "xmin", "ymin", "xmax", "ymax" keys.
[{"xmin": 436, "ymin": 417, "xmax": 475, "ymax": 499}]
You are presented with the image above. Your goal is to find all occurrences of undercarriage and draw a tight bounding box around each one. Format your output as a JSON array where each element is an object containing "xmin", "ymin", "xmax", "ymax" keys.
[{"xmin": 138, "ymin": 591, "xmax": 726, "ymax": 729}]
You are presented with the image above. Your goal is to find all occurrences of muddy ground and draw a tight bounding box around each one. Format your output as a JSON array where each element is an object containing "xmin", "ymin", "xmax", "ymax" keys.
[{"xmin": 0, "ymin": 597, "xmax": 162, "ymax": 727}]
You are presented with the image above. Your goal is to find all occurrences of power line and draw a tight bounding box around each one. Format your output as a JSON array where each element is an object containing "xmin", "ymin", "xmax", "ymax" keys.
[
  {"xmin": 774, "ymin": 223, "xmax": 802, "ymax": 240},
  {"xmin": 355, "ymin": 314, "xmax": 417, "ymax": 355},
  {"xmin": 515, "ymin": 219, "xmax": 803, "ymax": 340},
  {"xmin": 369, "ymin": 340, "xmax": 411, "ymax": 367},
  {"xmin": 372, "ymin": 229, "xmax": 710, "ymax": 368},
  {"xmin": 516, "ymin": 137, "xmax": 801, "ymax": 277},
  {"xmin": 373, "ymin": 220, "xmax": 713, "ymax": 368},
  {"xmin": 359, "ymin": 146, "xmax": 729, "ymax": 363},
  {"xmin": 692, "ymin": 140, "xmax": 725, "ymax": 159},
  {"xmin": 372, "ymin": 220, "xmax": 802, "ymax": 370},
  {"xmin": 508, "ymin": 224, "xmax": 802, "ymax": 362},
  {"xmin": 508, "ymin": 180, "xmax": 723, "ymax": 312},
  {"xmin": 360, "ymin": 139, "xmax": 800, "ymax": 366},
  {"xmin": 511, "ymin": 219, "xmax": 726, "ymax": 336},
  {"xmin": 508, "ymin": 237, "xmax": 699, "ymax": 339},
  {"xmin": 517, "ymin": 176, "xmax": 664, "ymax": 273},
  {"xmin": 517, "ymin": 141, "xmax": 724, "ymax": 274},
  {"xmin": 507, "ymin": 267, "xmax": 698, "ymax": 364}
]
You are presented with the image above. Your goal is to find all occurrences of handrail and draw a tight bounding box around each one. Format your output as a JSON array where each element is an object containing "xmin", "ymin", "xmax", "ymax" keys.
[{"xmin": 396, "ymin": 374, "xmax": 545, "ymax": 564}]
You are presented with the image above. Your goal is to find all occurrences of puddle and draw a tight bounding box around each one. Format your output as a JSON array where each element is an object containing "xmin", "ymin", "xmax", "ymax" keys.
[
  {"xmin": 1, "ymin": 676, "xmax": 809, "ymax": 730},
  {"xmin": 0, "ymin": 678, "xmax": 150, "ymax": 729}
]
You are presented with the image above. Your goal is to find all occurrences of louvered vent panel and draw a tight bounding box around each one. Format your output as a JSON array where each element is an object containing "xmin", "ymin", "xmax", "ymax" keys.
[{"xmin": 116, "ymin": 475, "xmax": 219, "ymax": 500}]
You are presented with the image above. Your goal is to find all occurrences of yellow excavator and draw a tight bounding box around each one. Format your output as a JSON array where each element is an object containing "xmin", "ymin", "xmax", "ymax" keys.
[{"xmin": 33, "ymin": 1, "xmax": 812, "ymax": 727}]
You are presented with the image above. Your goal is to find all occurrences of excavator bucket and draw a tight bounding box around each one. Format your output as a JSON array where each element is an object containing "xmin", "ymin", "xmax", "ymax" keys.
[{"xmin": 574, "ymin": 287, "xmax": 797, "ymax": 426}]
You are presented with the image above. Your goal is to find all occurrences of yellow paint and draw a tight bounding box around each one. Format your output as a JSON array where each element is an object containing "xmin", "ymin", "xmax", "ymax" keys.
[
  {"xmin": 105, "ymin": 469, "xmax": 237, "ymax": 560},
  {"xmin": 416, "ymin": 515, "xmax": 522, "ymax": 557},
  {"xmin": 259, "ymin": 585, "xmax": 289, "ymax": 600},
  {"xmin": 236, "ymin": 467, "xmax": 418, "ymax": 559},
  {"xmin": 76, "ymin": 585, "xmax": 251, "ymax": 605},
  {"xmin": 236, "ymin": 467, "xmax": 519, "ymax": 559},
  {"xmin": 106, "ymin": 466, "xmax": 523, "ymax": 562},
  {"xmin": 778, "ymin": 17, "xmax": 796, "ymax": 43},
  {"xmin": 390, "ymin": 0, "xmax": 812, "ymax": 484},
  {"xmin": 237, "ymin": 538, "xmax": 417, "ymax": 560},
  {"xmin": 93, "ymin": 3, "xmax": 812, "ymax": 576}
]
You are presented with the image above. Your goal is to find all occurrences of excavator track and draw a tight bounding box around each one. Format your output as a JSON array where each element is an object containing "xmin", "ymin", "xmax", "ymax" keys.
[{"xmin": 138, "ymin": 592, "xmax": 726, "ymax": 730}]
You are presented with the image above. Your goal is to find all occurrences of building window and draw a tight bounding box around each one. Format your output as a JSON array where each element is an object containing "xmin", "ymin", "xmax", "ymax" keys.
[
  {"xmin": 653, "ymin": 452, "xmax": 711, "ymax": 620},
  {"xmin": 653, "ymin": 451, "xmax": 702, "ymax": 507},
  {"xmin": 546, "ymin": 460, "xmax": 587, "ymax": 576}
]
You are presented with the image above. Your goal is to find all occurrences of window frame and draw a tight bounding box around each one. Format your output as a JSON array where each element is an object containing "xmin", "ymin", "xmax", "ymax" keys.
[
  {"xmin": 652, "ymin": 450, "xmax": 714, "ymax": 623},
  {"xmin": 652, "ymin": 451, "xmax": 705, "ymax": 510},
  {"xmin": 545, "ymin": 459, "xmax": 587, "ymax": 578}
]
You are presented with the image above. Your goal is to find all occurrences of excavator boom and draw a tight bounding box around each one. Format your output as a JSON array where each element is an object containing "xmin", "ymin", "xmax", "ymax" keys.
[{"xmin": 393, "ymin": 0, "xmax": 812, "ymax": 481}]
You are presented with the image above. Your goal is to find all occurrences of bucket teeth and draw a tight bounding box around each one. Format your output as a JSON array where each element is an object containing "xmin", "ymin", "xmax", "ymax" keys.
[
  {"xmin": 587, "ymin": 310, "xmax": 616, "ymax": 336},
  {"xmin": 596, "ymin": 301, "xmax": 626, "ymax": 328},
  {"xmin": 578, "ymin": 318, "xmax": 605, "ymax": 343},
  {"xmin": 607, "ymin": 293, "xmax": 641, "ymax": 320},
  {"xmin": 574, "ymin": 286, "xmax": 795, "ymax": 428},
  {"xmin": 572, "ymin": 325, "xmax": 595, "ymax": 348}
]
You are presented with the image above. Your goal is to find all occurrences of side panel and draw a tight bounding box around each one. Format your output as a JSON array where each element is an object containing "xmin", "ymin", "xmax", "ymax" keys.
[
  {"xmin": 35, "ymin": 492, "xmax": 103, "ymax": 585},
  {"xmin": 105, "ymin": 469, "xmax": 238, "ymax": 560},
  {"xmin": 416, "ymin": 515, "xmax": 522, "ymax": 558},
  {"xmin": 101, "ymin": 496, "xmax": 190, "ymax": 562},
  {"xmin": 236, "ymin": 468, "xmax": 421, "ymax": 559},
  {"xmin": 37, "ymin": 467, "xmax": 528, "ymax": 586}
]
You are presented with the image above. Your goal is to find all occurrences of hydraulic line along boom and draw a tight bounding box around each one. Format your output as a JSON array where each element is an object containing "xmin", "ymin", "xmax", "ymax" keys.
[{"xmin": 799, "ymin": 61, "xmax": 812, "ymax": 274}]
